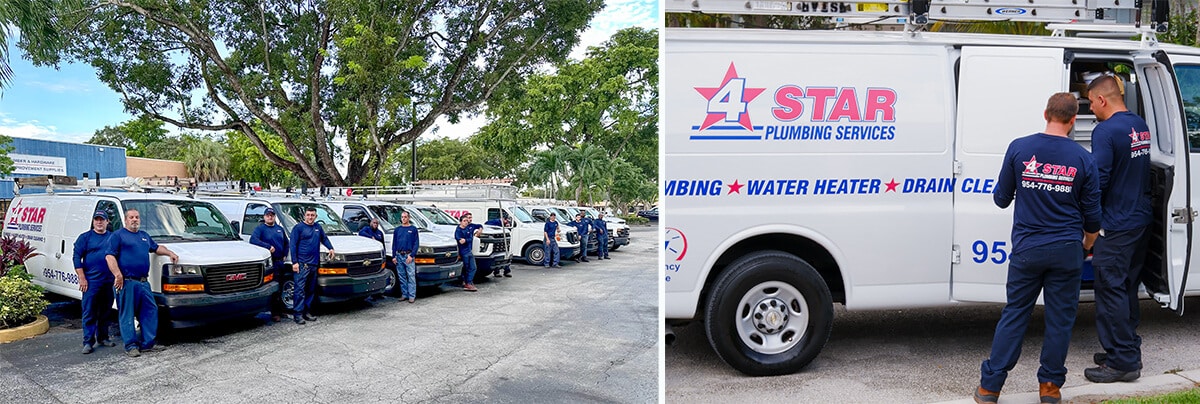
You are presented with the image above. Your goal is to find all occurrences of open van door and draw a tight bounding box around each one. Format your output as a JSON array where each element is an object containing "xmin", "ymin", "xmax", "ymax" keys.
[
  {"xmin": 1134, "ymin": 50, "xmax": 1191, "ymax": 314},
  {"xmin": 951, "ymin": 46, "xmax": 1068, "ymax": 302}
]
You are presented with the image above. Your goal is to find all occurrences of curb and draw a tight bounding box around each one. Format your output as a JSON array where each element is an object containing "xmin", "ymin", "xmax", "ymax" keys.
[
  {"xmin": 0, "ymin": 315, "xmax": 50, "ymax": 344},
  {"xmin": 933, "ymin": 370, "xmax": 1200, "ymax": 404}
]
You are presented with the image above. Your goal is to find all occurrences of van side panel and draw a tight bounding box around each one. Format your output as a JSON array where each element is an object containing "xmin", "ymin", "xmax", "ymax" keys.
[{"xmin": 664, "ymin": 38, "xmax": 956, "ymax": 317}]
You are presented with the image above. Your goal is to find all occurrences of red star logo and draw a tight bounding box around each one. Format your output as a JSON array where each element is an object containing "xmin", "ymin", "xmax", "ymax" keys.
[
  {"xmin": 1129, "ymin": 128, "xmax": 1140, "ymax": 142},
  {"xmin": 1023, "ymin": 156, "xmax": 1042, "ymax": 174},
  {"xmin": 727, "ymin": 180, "xmax": 744, "ymax": 194},
  {"xmin": 694, "ymin": 63, "xmax": 765, "ymax": 131},
  {"xmin": 885, "ymin": 178, "xmax": 899, "ymax": 193}
]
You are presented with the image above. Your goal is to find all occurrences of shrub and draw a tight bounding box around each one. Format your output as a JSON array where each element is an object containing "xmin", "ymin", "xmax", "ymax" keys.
[
  {"xmin": 623, "ymin": 214, "xmax": 649, "ymax": 225},
  {"xmin": 0, "ymin": 235, "xmax": 41, "ymax": 277},
  {"xmin": 0, "ymin": 267, "xmax": 49, "ymax": 329}
]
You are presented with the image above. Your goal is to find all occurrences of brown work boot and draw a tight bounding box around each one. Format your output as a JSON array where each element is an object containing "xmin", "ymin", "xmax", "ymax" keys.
[
  {"xmin": 973, "ymin": 386, "xmax": 999, "ymax": 404},
  {"xmin": 1039, "ymin": 381, "xmax": 1061, "ymax": 404}
]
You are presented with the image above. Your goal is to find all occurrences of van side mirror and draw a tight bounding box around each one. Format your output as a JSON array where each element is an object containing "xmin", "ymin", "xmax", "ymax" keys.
[{"xmin": 230, "ymin": 220, "xmax": 241, "ymax": 234}]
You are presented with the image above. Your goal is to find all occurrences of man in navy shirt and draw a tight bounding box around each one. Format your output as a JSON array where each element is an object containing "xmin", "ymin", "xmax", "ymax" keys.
[
  {"xmin": 249, "ymin": 208, "xmax": 289, "ymax": 323},
  {"xmin": 1085, "ymin": 75, "xmax": 1153, "ymax": 384},
  {"xmin": 454, "ymin": 213, "xmax": 483, "ymax": 292},
  {"xmin": 975, "ymin": 93, "xmax": 1101, "ymax": 404},
  {"xmin": 105, "ymin": 208, "xmax": 179, "ymax": 358},
  {"xmin": 392, "ymin": 211, "xmax": 420, "ymax": 303},
  {"xmin": 358, "ymin": 218, "xmax": 385, "ymax": 244},
  {"xmin": 544, "ymin": 212, "xmax": 561, "ymax": 268},
  {"xmin": 74, "ymin": 211, "xmax": 116, "ymax": 354},
  {"xmin": 289, "ymin": 207, "xmax": 335, "ymax": 324},
  {"xmin": 567, "ymin": 213, "xmax": 591, "ymax": 263},
  {"xmin": 594, "ymin": 212, "xmax": 610, "ymax": 260}
]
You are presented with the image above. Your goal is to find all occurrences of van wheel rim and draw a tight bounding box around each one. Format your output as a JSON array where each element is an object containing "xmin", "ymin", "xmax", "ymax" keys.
[
  {"xmin": 383, "ymin": 270, "xmax": 397, "ymax": 292},
  {"xmin": 735, "ymin": 281, "xmax": 809, "ymax": 355},
  {"xmin": 282, "ymin": 281, "xmax": 296, "ymax": 311},
  {"xmin": 529, "ymin": 248, "xmax": 544, "ymax": 262}
]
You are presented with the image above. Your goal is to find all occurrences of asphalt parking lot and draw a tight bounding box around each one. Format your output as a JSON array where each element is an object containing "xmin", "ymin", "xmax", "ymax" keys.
[
  {"xmin": 667, "ymin": 296, "xmax": 1200, "ymax": 402},
  {"xmin": 0, "ymin": 227, "xmax": 658, "ymax": 403}
]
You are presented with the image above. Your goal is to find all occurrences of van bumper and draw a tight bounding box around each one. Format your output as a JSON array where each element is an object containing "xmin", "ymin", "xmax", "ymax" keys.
[
  {"xmin": 156, "ymin": 282, "xmax": 277, "ymax": 328},
  {"xmin": 416, "ymin": 262, "xmax": 462, "ymax": 287},
  {"xmin": 559, "ymin": 246, "xmax": 578, "ymax": 259},
  {"xmin": 612, "ymin": 236, "xmax": 629, "ymax": 247},
  {"xmin": 316, "ymin": 271, "xmax": 388, "ymax": 303},
  {"xmin": 477, "ymin": 255, "xmax": 512, "ymax": 273}
]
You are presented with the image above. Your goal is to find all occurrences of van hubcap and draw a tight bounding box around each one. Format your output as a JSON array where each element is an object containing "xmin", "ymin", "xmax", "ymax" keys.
[{"xmin": 735, "ymin": 281, "xmax": 809, "ymax": 355}]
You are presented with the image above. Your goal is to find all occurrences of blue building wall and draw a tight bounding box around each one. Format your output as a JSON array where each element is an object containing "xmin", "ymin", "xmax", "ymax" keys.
[{"xmin": 0, "ymin": 137, "xmax": 127, "ymax": 199}]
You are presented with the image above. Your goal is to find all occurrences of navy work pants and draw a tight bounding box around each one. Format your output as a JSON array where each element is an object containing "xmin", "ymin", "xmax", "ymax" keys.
[
  {"xmin": 117, "ymin": 279, "xmax": 158, "ymax": 351},
  {"xmin": 544, "ymin": 240, "xmax": 560, "ymax": 267},
  {"xmin": 461, "ymin": 254, "xmax": 477, "ymax": 285},
  {"xmin": 1093, "ymin": 226, "xmax": 1147, "ymax": 372},
  {"xmin": 980, "ymin": 240, "xmax": 1083, "ymax": 391},
  {"xmin": 293, "ymin": 263, "xmax": 318, "ymax": 318},
  {"xmin": 597, "ymin": 234, "xmax": 609, "ymax": 258},
  {"xmin": 81, "ymin": 276, "xmax": 114, "ymax": 345}
]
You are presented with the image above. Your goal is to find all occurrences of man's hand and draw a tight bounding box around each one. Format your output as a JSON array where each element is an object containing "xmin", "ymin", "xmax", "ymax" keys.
[
  {"xmin": 293, "ymin": 263, "xmax": 300, "ymax": 273},
  {"xmin": 327, "ymin": 249, "xmax": 336, "ymax": 260},
  {"xmin": 474, "ymin": 228, "xmax": 482, "ymax": 237},
  {"xmin": 170, "ymin": 253, "xmax": 179, "ymax": 264},
  {"xmin": 78, "ymin": 277, "xmax": 88, "ymax": 292},
  {"xmin": 406, "ymin": 255, "xmax": 413, "ymax": 264},
  {"xmin": 393, "ymin": 257, "xmax": 399, "ymax": 265},
  {"xmin": 269, "ymin": 246, "xmax": 275, "ymax": 253},
  {"xmin": 1084, "ymin": 231, "xmax": 1099, "ymax": 251},
  {"xmin": 113, "ymin": 274, "xmax": 124, "ymax": 292},
  {"xmin": 458, "ymin": 238, "xmax": 465, "ymax": 245}
]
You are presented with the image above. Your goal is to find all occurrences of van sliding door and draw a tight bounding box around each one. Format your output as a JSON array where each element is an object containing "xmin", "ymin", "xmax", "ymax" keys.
[{"xmin": 951, "ymin": 46, "xmax": 1068, "ymax": 303}]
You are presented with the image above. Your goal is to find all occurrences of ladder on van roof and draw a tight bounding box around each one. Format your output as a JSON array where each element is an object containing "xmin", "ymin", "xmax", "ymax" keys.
[{"xmin": 665, "ymin": 0, "xmax": 1170, "ymax": 33}]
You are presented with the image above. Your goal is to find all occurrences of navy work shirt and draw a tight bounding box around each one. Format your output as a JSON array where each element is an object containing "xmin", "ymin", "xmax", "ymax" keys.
[
  {"xmin": 1092, "ymin": 111, "xmax": 1153, "ymax": 230},
  {"xmin": 544, "ymin": 221, "xmax": 559, "ymax": 242},
  {"xmin": 567, "ymin": 218, "xmax": 590, "ymax": 236},
  {"xmin": 594, "ymin": 220, "xmax": 608, "ymax": 237},
  {"xmin": 105, "ymin": 228, "xmax": 160, "ymax": 278},
  {"xmin": 994, "ymin": 133, "xmax": 1102, "ymax": 255},
  {"xmin": 358, "ymin": 225, "xmax": 385, "ymax": 243},
  {"xmin": 74, "ymin": 230, "xmax": 113, "ymax": 281},
  {"xmin": 392, "ymin": 225, "xmax": 419, "ymax": 257},
  {"xmin": 250, "ymin": 222, "xmax": 289, "ymax": 261},
  {"xmin": 455, "ymin": 224, "xmax": 482, "ymax": 257},
  {"xmin": 290, "ymin": 222, "xmax": 334, "ymax": 266}
]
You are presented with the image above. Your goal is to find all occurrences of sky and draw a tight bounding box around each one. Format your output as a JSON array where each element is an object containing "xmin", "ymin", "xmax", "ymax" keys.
[{"xmin": 0, "ymin": 0, "xmax": 658, "ymax": 144}]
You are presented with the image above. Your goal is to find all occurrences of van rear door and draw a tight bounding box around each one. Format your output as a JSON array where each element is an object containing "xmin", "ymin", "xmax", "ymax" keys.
[
  {"xmin": 1133, "ymin": 50, "xmax": 1191, "ymax": 314},
  {"xmin": 951, "ymin": 46, "xmax": 1069, "ymax": 302}
]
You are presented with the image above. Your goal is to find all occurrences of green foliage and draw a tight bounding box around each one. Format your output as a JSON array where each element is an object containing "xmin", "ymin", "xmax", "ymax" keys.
[
  {"xmin": 88, "ymin": 115, "xmax": 171, "ymax": 158},
  {"xmin": 1160, "ymin": 8, "xmax": 1198, "ymax": 47},
  {"xmin": 224, "ymin": 129, "xmax": 303, "ymax": 187},
  {"xmin": 1103, "ymin": 387, "xmax": 1200, "ymax": 404},
  {"xmin": 28, "ymin": 0, "xmax": 603, "ymax": 186},
  {"xmin": 0, "ymin": 268, "xmax": 48, "ymax": 329},
  {"xmin": 0, "ymin": 134, "xmax": 14, "ymax": 177},
  {"xmin": 0, "ymin": 0, "xmax": 83, "ymax": 88},
  {"xmin": 621, "ymin": 215, "xmax": 648, "ymax": 225},
  {"xmin": 184, "ymin": 139, "xmax": 230, "ymax": 182},
  {"xmin": 376, "ymin": 137, "xmax": 512, "ymax": 185}
]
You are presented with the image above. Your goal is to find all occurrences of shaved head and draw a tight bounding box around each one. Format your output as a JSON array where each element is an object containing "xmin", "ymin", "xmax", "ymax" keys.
[{"xmin": 1088, "ymin": 75, "xmax": 1124, "ymax": 99}]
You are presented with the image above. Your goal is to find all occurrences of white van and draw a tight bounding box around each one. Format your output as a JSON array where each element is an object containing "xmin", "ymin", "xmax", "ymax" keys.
[
  {"xmin": 3, "ymin": 191, "xmax": 274, "ymax": 328},
  {"xmin": 527, "ymin": 205, "xmax": 599, "ymax": 257},
  {"xmin": 664, "ymin": 2, "xmax": 1198, "ymax": 375},
  {"xmin": 204, "ymin": 196, "xmax": 388, "ymax": 305},
  {"xmin": 399, "ymin": 203, "xmax": 513, "ymax": 278},
  {"xmin": 430, "ymin": 199, "xmax": 581, "ymax": 265},
  {"xmin": 323, "ymin": 200, "xmax": 462, "ymax": 288}
]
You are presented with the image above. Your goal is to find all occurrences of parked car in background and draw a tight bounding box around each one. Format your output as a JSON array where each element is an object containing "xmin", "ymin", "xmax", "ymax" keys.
[{"xmin": 636, "ymin": 207, "xmax": 658, "ymax": 221}]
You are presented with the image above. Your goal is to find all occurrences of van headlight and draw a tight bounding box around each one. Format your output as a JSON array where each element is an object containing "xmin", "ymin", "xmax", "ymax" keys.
[
  {"xmin": 417, "ymin": 246, "xmax": 434, "ymax": 255},
  {"xmin": 170, "ymin": 264, "xmax": 202, "ymax": 275},
  {"xmin": 321, "ymin": 252, "xmax": 346, "ymax": 262}
]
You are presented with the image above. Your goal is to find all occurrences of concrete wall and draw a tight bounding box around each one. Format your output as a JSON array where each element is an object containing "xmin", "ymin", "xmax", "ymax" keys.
[{"xmin": 126, "ymin": 156, "xmax": 190, "ymax": 179}]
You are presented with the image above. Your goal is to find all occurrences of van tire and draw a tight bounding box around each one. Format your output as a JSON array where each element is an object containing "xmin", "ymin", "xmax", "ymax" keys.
[
  {"xmin": 381, "ymin": 267, "xmax": 399, "ymax": 296},
  {"xmin": 524, "ymin": 243, "xmax": 546, "ymax": 265},
  {"xmin": 703, "ymin": 250, "xmax": 833, "ymax": 376}
]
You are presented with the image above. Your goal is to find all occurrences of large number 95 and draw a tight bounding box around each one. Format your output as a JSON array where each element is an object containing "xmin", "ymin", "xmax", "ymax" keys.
[{"xmin": 972, "ymin": 240, "xmax": 1008, "ymax": 264}]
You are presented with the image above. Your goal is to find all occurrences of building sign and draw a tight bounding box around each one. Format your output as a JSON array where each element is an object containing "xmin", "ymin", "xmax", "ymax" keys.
[{"xmin": 10, "ymin": 154, "xmax": 67, "ymax": 176}]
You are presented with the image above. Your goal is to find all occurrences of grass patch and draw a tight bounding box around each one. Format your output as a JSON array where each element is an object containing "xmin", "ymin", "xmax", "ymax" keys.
[{"xmin": 1104, "ymin": 387, "xmax": 1200, "ymax": 403}]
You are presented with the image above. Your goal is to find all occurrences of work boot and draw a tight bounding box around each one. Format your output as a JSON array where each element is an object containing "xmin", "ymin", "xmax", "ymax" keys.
[
  {"xmin": 1093, "ymin": 352, "xmax": 1107, "ymax": 365},
  {"xmin": 98, "ymin": 339, "xmax": 116, "ymax": 347},
  {"xmin": 294, "ymin": 316, "xmax": 306, "ymax": 325},
  {"xmin": 125, "ymin": 348, "xmax": 141, "ymax": 358},
  {"xmin": 82, "ymin": 344, "xmax": 94, "ymax": 355},
  {"xmin": 1084, "ymin": 365, "xmax": 1140, "ymax": 383},
  {"xmin": 972, "ymin": 386, "xmax": 999, "ymax": 403},
  {"xmin": 503, "ymin": 272, "xmax": 512, "ymax": 278},
  {"xmin": 303, "ymin": 313, "xmax": 318, "ymax": 321},
  {"xmin": 1039, "ymin": 381, "xmax": 1061, "ymax": 404},
  {"xmin": 141, "ymin": 345, "xmax": 167, "ymax": 353}
]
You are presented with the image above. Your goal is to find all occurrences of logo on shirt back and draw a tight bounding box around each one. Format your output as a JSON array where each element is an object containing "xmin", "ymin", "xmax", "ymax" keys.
[
  {"xmin": 1021, "ymin": 155, "xmax": 1078, "ymax": 193},
  {"xmin": 1129, "ymin": 128, "xmax": 1151, "ymax": 158}
]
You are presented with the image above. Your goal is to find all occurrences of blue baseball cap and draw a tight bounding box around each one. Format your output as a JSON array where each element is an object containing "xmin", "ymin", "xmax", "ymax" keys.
[
  {"xmin": 93, "ymin": 211, "xmax": 108, "ymax": 220},
  {"xmin": 264, "ymin": 208, "xmax": 276, "ymax": 216}
]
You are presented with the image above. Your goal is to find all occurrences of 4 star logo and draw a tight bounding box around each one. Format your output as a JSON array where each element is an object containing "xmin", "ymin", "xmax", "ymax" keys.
[{"xmin": 694, "ymin": 62, "xmax": 765, "ymax": 131}]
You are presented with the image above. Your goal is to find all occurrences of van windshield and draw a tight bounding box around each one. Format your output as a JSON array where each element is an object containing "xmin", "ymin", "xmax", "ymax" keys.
[
  {"xmin": 369, "ymin": 205, "xmax": 430, "ymax": 232},
  {"xmin": 510, "ymin": 206, "xmax": 535, "ymax": 223},
  {"xmin": 413, "ymin": 206, "xmax": 458, "ymax": 226},
  {"xmin": 123, "ymin": 200, "xmax": 239, "ymax": 242},
  {"xmin": 274, "ymin": 202, "xmax": 353, "ymax": 235}
]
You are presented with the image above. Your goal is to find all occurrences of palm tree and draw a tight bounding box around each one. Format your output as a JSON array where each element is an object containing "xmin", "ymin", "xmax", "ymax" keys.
[
  {"xmin": 0, "ymin": 0, "xmax": 81, "ymax": 89},
  {"xmin": 184, "ymin": 139, "xmax": 230, "ymax": 182},
  {"xmin": 527, "ymin": 145, "xmax": 572, "ymax": 199},
  {"xmin": 566, "ymin": 144, "xmax": 607, "ymax": 204}
]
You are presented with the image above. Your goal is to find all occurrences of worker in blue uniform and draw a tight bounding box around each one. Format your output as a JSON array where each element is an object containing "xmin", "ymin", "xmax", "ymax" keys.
[
  {"xmin": 289, "ymin": 207, "xmax": 335, "ymax": 324},
  {"xmin": 105, "ymin": 208, "xmax": 180, "ymax": 358},
  {"xmin": 74, "ymin": 211, "xmax": 115, "ymax": 354},
  {"xmin": 358, "ymin": 218, "xmax": 385, "ymax": 243},
  {"xmin": 249, "ymin": 208, "xmax": 289, "ymax": 323},
  {"xmin": 392, "ymin": 211, "xmax": 420, "ymax": 303},
  {"xmin": 544, "ymin": 212, "xmax": 561, "ymax": 268},
  {"xmin": 454, "ymin": 213, "xmax": 482, "ymax": 292},
  {"xmin": 594, "ymin": 212, "xmax": 610, "ymax": 260},
  {"xmin": 567, "ymin": 213, "xmax": 591, "ymax": 263}
]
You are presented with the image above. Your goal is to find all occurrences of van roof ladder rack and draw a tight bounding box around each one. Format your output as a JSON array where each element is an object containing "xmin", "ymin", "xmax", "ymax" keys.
[{"xmin": 666, "ymin": 0, "xmax": 1170, "ymax": 34}]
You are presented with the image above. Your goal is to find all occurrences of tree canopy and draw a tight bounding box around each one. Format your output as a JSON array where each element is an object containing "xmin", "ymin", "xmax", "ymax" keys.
[{"xmin": 25, "ymin": 0, "xmax": 604, "ymax": 186}]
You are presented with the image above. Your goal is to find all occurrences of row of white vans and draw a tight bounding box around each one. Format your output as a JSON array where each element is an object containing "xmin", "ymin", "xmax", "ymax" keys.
[{"xmin": 2, "ymin": 188, "xmax": 630, "ymax": 328}]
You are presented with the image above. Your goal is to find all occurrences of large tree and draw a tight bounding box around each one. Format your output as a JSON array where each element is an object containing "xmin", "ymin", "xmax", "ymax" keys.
[
  {"xmin": 376, "ymin": 137, "xmax": 512, "ymax": 186},
  {"xmin": 0, "ymin": 0, "xmax": 82, "ymax": 89},
  {"xmin": 87, "ymin": 115, "xmax": 170, "ymax": 158},
  {"xmin": 26, "ymin": 0, "xmax": 603, "ymax": 186}
]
